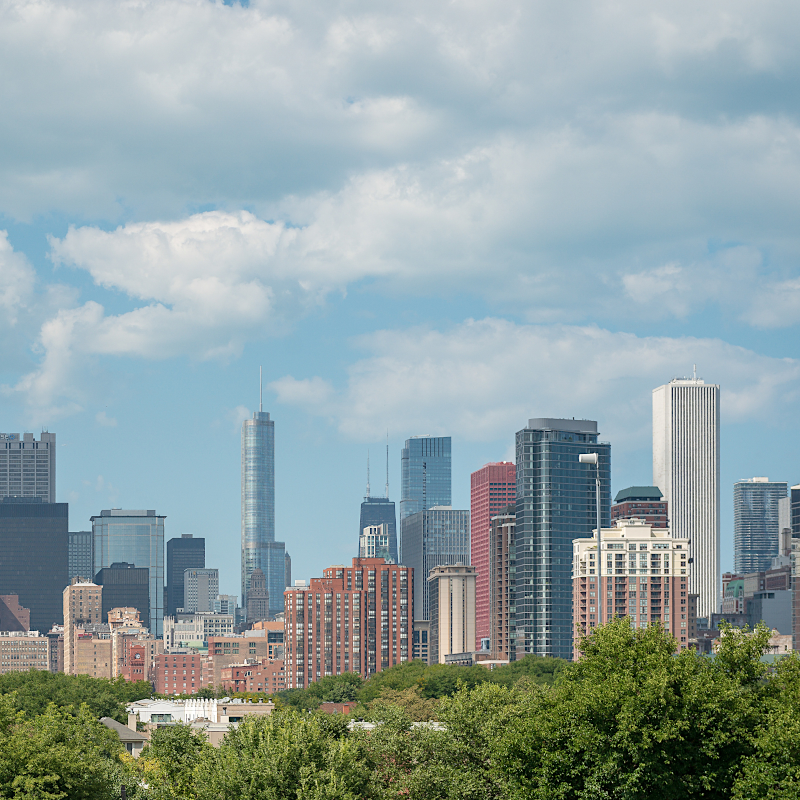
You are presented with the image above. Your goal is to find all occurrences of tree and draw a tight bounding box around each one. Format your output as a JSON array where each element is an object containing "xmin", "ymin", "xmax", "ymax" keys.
[
  {"xmin": 365, "ymin": 686, "xmax": 438, "ymax": 722},
  {"xmin": 137, "ymin": 723, "xmax": 209, "ymax": 800}
]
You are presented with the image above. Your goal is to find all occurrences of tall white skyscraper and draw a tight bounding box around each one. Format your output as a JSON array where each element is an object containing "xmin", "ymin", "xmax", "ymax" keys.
[{"xmin": 653, "ymin": 376, "xmax": 720, "ymax": 619}]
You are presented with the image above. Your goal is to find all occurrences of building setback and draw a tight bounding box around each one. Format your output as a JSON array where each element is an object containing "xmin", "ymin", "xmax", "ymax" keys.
[
  {"xmin": 166, "ymin": 535, "xmax": 205, "ymax": 618},
  {"xmin": 733, "ymin": 478, "xmax": 788, "ymax": 574},
  {"xmin": 489, "ymin": 507, "xmax": 517, "ymax": 662},
  {"xmin": 470, "ymin": 462, "xmax": 515, "ymax": 651},
  {"xmin": 284, "ymin": 558, "xmax": 411, "ymax": 688},
  {"xmin": 428, "ymin": 563, "xmax": 476, "ymax": 664},
  {"xmin": 515, "ymin": 418, "xmax": 611, "ymax": 661},
  {"xmin": 611, "ymin": 487, "xmax": 668, "ymax": 528},
  {"xmin": 0, "ymin": 431, "xmax": 56, "ymax": 503}
]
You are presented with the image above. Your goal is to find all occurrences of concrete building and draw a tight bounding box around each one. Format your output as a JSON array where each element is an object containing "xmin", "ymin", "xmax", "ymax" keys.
[
  {"xmin": 359, "ymin": 524, "xmax": 393, "ymax": 562},
  {"xmin": 246, "ymin": 568, "xmax": 269, "ymax": 623},
  {"xmin": 95, "ymin": 563, "xmax": 150, "ymax": 629},
  {"xmin": 572, "ymin": 519, "xmax": 693, "ymax": 659},
  {"xmin": 0, "ymin": 595, "xmax": 30, "ymax": 632},
  {"xmin": 163, "ymin": 612, "xmax": 235, "ymax": 648},
  {"xmin": 0, "ymin": 431, "xmax": 56, "ymax": 503},
  {"xmin": 219, "ymin": 658, "xmax": 286, "ymax": 694},
  {"xmin": 653, "ymin": 375, "xmax": 720, "ymax": 620},
  {"xmin": 611, "ymin": 487, "xmax": 668, "ymax": 528},
  {"xmin": 428, "ymin": 563, "xmax": 476, "ymax": 664},
  {"xmin": 470, "ymin": 462, "xmax": 515, "ymax": 650},
  {"xmin": 92, "ymin": 509, "xmax": 165, "ymax": 636},
  {"xmin": 0, "ymin": 498, "xmax": 68, "ymax": 633},
  {"xmin": 734, "ymin": 478, "xmax": 788, "ymax": 574},
  {"xmin": 283, "ymin": 558, "xmax": 411, "ymax": 688},
  {"xmin": 166, "ymin": 535, "xmax": 205, "ymax": 617},
  {"xmin": 412, "ymin": 620, "xmax": 430, "ymax": 664},
  {"xmin": 515, "ymin": 418, "xmax": 611, "ymax": 661},
  {"xmin": 401, "ymin": 507, "xmax": 469, "ymax": 621},
  {"xmin": 63, "ymin": 579, "xmax": 103, "ymax": 675},
  {"xmin": 68, "ymin": 531, "xmax": 93, "ymax": 581},
  {"xmin": 488, "ymin": 507, "xmax": 517, "ymax": 662},
  {"xmin": 183, "ymin": 568, "xmax": 219, "ymax": 613},
  {"xmin": 73, "ymin": 627, "xmax": 113, "ymax": 678},
  {"xmin": 0, "ymin": 631, "xmax": 50, "ymax": 674},
  {"xmin": 720, "ymin": 565, "xmax": 792, "ymax": 635}
]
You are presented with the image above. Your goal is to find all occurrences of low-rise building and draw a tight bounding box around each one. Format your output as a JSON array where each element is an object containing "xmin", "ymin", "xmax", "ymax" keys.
[
  {"xmin": 204, "ymin": 634, "xmax": 274, "ymax": 689},
  {"xmin": 163, "ymin": 612, "xmax": 235, "ymax": 648},
  {"xmin": 153, "ymin": 651, "xmax": 205, "ymax": 695},
  {"xmin": 0, "ymin": 631, "xmax": 50, "ymax": 674},
  {"xmin": 73, "ymin": 626, "xmax": 113, "ymax": 678},
  {"xmin": 219, "ymin": 658, "xmax": 286, "ymax": 694}
]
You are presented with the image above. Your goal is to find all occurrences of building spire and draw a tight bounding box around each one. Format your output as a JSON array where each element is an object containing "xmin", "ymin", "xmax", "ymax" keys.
[
  {"xmin": 366, "ymin": 451, "xmax": 371, "ymax": 498},
  {"xmin": 385, "ymin": 432, "xmax": 389, "ymax": 498},
  {"xmin": 259, "ymin": 366, "xmax": 263, "ymax": 412}
]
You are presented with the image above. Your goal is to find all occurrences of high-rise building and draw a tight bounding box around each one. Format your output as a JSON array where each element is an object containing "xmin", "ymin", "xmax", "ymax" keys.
[
  {"xmin": 734, "ymin": 478, "xmax": 788, "ymax": 574},
  {"xmin": 489, "ymin": 506, "xmax": 517, "ymax": 661},
  {"xmin": 470, "ymin": 462, "xmax": 515, "ymax": 649},
  {"xmin": 359, "ymin": 499, "xmax": 398, "ymax": 564},
  {"xmin": 0, "ymin": 498, "xmax": 68, "ymax": 633},
  {"xmin": 246, "ymin": 567, "xmax": 270, "ymax": 623},
  {"xmin": 653, "ymin": 376, "xmax": 720, "ymax": 620},
  {"xmin": 183, "ymin": 568, "xmax": 220, "ymax": 614},
  {"xmin": 166, "ymin": 535, "xmax": 205, "ymax": 617},
  {"xmin": 0, "ymin": 431, "xmax": 56, "ymax": 503},
  {"xmin": 572, "ymin": 519, "xmax": 693, "ymax": 658},
  {"xmin": 91, "ymin": 509, "xmax": 165, "ymax": 636},
  {"xmin": 283, "ymin": 558, "xmax": 412, "ymax": 688},
  {"xmin": 63, "ymin": 578, "xmax": 103, "ymax": 674},
  {"xmin": 241, "ymin": 405, "xmax": 287, "ymax": 618},
  {"xmin": 428, "ymin": 563, "xmax": 476, "ymax": 664},
  {"xmin": 401, "ymin": 507, "xmax": 469, "ymax": 621},
  {"xmin": 790, "ymin": 485, "xmax": 800, "ymax": 651},
  {"xmin": 611, "ymin": 488, "xmax": 668, "ymax": 528},
  {"xmin": 399, "ymin": 436, "xmax": 451, "ymax": 562},
  {"xmin": 359, "ymin": 524, "xmax": 393, "ymax": 562},
  {"xmin": 94, "ymin": 563, "xmax": 150, "ymax": 630},
  {"xmin": 515, "ymin": 418, "xmax": 611, "ymax": 661},
  {"xmin": 68, "ymin": 531, "xmax": 94, "ymax": 581}
]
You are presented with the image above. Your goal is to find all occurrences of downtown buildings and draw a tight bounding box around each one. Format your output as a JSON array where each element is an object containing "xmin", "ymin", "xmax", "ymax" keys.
[{"xmin": 734, "ymin": 478, "xmax": 787, "ymax": 574}]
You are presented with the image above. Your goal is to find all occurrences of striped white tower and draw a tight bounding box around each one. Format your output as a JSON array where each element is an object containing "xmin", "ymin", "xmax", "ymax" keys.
[{"xmin": 653, "ymin": 374, "xmax": 720, "ymax": 620}]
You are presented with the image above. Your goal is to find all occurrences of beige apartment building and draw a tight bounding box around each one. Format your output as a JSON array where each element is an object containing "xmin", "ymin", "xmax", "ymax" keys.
[
  {"xmin": 63, "ymin": 579, "xmax": 103, "ymax": 674},
  {"xmin": 428, "ymin": 563, "xmax": 476, "ymax": 664}
]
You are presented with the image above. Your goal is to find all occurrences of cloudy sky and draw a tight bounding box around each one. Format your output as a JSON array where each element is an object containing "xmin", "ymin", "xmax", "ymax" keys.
[{"xmin": 1, "ymin": 0, "xmax": 799, "ymax": 594}]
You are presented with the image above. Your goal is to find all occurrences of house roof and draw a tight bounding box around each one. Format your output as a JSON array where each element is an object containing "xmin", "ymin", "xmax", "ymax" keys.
[
  {"xmin": 100, "ymin": 717, "xmax": 148, "ymax": 743},
  {"xmin": 613, "ymin": 486, "xmax": 664, "ymax": 503}
]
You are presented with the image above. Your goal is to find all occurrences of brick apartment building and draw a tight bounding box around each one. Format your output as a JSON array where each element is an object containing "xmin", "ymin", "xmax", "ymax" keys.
[{"xmin": 219, "ymin": 658, "xmax": 286, "ymax": 694}]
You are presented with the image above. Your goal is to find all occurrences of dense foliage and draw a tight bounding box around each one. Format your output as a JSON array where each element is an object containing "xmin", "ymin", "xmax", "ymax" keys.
[{"xmin": 4, "ymin": 620, "xmax": 800, "ymax": 798}]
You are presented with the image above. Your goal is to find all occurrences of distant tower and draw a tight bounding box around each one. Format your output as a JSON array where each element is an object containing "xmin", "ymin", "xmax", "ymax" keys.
[
  {"xmin": 358, "ymin": 443, "xmax": 398, "ymax": 563},
  {"xmin": 734, "ymin": 478, "xmax": 787, "ymax": 573},
  {"xmin": 246, "ymin": 567, "xmax": 270, "ymax": 624}
]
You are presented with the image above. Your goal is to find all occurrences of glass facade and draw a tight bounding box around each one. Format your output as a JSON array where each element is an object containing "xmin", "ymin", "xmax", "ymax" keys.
[
  {"xmin": 515, "ymin": 419, "xmax": 611, "ymax": 661},
  {"xmin": 734, "ymin": 479, "xmax": 788, "ymax": 574},
  {"xmin": 68, "ymin": 530, "xmax": 94, "ymax": 581},
  {"xmin": 166, "ymin": 535, "xmax": 205, "ymax": 617},
  {"xmin": 359, "ymin": 497, "xmax": 398, "ymax": 563},
  {"xmin": 91, "ymin": 510, "xmax": 165, "ymax": 636},
  {"xmin": 401, "ymin": 507, "xmax": 469, "ymax": 621},
  {"xmin": 241, "ymin": 410, "xmax": 286, "ymax": 618}
]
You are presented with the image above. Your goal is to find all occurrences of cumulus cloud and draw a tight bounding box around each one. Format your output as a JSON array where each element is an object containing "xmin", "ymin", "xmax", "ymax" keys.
[
  {"xmin": 270, "ymin": 318, "xmax": 800, "ymax": 443},
  {"xmin": 0, "ymin": 232, "xmax": 35, "ymax": 326}
]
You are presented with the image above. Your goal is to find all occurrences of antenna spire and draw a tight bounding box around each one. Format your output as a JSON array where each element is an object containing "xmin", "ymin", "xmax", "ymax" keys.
[
  {"xmin": 259, "ymin": 366, "xmax": 263, "ymax": 412},
  {"xmin": 693, "ymin": 364, "xmax": 697, "ymax": 380},
  {"xmin": 366, "ymin": 451, "xmax": 370, "ymax": 498},
  {"xmin": 385, "ymin": 432, "xmax": 389, "ymax": 498}
]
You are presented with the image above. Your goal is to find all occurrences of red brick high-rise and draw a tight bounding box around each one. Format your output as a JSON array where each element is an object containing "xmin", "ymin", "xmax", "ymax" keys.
[{"xmin": 470, "ymin": 463, "xmax": 515, "ymax": 649}]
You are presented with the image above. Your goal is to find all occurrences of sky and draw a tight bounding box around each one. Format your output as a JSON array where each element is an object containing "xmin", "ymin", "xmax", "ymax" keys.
[{"xmin": 1, "ymin": 0, "xmax": 800, "ymax": 597}]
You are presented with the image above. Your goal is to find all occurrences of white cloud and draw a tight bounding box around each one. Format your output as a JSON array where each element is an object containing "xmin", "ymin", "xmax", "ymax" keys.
[
  {"xmin": 0, "ymin": 231, "xmax": 35, "ymax": 326},
  {"xmin": 270, "ymin": 318, "xmax": 800, "ymax": 444},
  {"xmin": 95, "ymin": 410, "xmax": 117, "ymax": 427}
]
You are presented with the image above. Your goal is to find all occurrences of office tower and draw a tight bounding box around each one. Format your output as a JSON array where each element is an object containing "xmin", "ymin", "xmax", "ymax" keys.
[
  {"xmin": 359, "ymin": 524, "xmax": 393, "ymax": 561},
  {"xmin": 515, "ymin": 418, "xmax": 611, "ymax": 661},
  {"xmin": 0, "ymin": 498, "xmax": 68, "ymax": 632},
  {"xmin": 653, "ymin": 376, "xmax": 720, "ymax": 620},
  {"xmin": 183, "ymin": 568, "xmax": 219, "ymax": 614},
  {"xmin": 401, "ymin": 507, "xmax": 469, "ymax": 621},
  {"xmin": 399, "ymin": 436, "xmax": 451, "ymax": 562},
  {"xmin": 166, "ymin": 534, "xmax": 205, "ymax": 617},
  {"xmin": 611, "ymin": 488, "xmax": 668, "ymax": 528},
  {"xmin": 359, "ymin": 444, "xmax": 398, "ymax": 563},
  {"xmin": 790, "ymin": 485, "xmax": 800, "ymax": 535},
  {"xmin": 0, "ymin": 431, "xmax": 56, "ymax": 503},
  {"xmin": 241, "ymin": 399, "xmax": 287, "ymax": 618},
  {"xmin": 63, "ymin": 578, "xmax": 102, "ymax": 674},
  {"xmin": 572, "ymin": 518, "xmax": 693, "ymax": 659},
  {"xmin": 0, "ymin": 595, "xmax": 30, "ymax": 632},
  {"xmin": 734, "ymin": 478, "xmax": 788, "ymax": 574},
  {"xmin": 246, "ymin": 567, "xmax": 269, "ymax": 623},
  {"xmin": 470, "ymin": 462, "xmax": 515, "ymax": 649},
  {"xmin": 91, "ymin": 509, "xmax": 165, "ymax": 636},
  {"xmin": 489, "ymin": 506, "xmax": 516, "ymax": 661},
  {"xmin": 428, "ymin": 563, "xmax": 476, "ymax": 664},
  {"xmin": 790, "ymin": 485, "xmax": 800, "ymax": 650},
  {"xmin": 94, "ymin": 562, "xmax": 150, "ymax": 629},
  {"xmin": 68, "ymin": 531, "xmax": 94, "ymax": 581},
  {"xmin": 283, "ymin": 558, "xmax": 412, "ymax": 688}
]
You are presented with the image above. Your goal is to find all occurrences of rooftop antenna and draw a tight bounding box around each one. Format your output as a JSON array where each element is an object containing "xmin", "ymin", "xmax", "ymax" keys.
[
  {"xmin": 693, "ymin": 364, "xmax": 697, "ymax": 380},
  {"xmin": 385, "ymin": 432, "xmax": 389, "ymax": 499},
  {"xmin": 366, "ymin": 451, "xmax": 371, "ymax": 498},
  {"xmin": 259, "ymin": 366, "xmax": 263, "ymax": 412}
]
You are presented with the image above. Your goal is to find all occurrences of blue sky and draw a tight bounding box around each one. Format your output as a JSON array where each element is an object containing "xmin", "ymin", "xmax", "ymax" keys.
[{"xmin": 1, "ymin": 0, "xmax": 800, "ymax": 597}]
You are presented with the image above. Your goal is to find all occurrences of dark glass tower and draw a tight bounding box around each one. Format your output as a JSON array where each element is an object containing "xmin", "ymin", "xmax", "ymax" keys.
[
  {"xmin": 166, "ymin": 534, "xmax": 205, "ymax": 617},
  {"xmin": 515, "ymin": 418, "xmax": 610, "ymax": 661},
  {"xmin": 734, "ymin": 479, "xmax": 787, "ymax": 574},
  {"xmin": 359, "ymin": 498, "xmax": 397, "ymax": 563},
  {"xmin": 95, "ymin": 562, "xmax": 150, "ymax": 629}
]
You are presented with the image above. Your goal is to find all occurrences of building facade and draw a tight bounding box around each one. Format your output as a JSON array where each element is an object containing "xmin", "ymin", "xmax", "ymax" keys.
[
  {"xmin": 611, "ymin": 487, "xmax": 668, "ymax": 528},
  {"xmin": 412, "ymin": 620, "xmax": 430, "ymax": 664},
  {"xmin": 400, "ymin": 507, "xmax": 469, "ymax": 621},
  {"xmin": 68, "ymin": 531, "xmax": 94, "ymax": 581},
  {"xmin": 163, "ymin": 612, "xmax": 235, "ymax": 648},
  {"xmin": 219, "ymin": 658, "xmax": 286, "ymax": 694},
  {"xmin": 166, "ymin": 535, "xmax": 205, "ymax": 618},
  {"xmin": 470, "ymin": 462, "xmax": 515, "ymax": 651},
  {"xmin": 0, "ymin": 631, "xmax": 50, "ymax": 675},
  {"xmin": 734, "ymin": 478, "xmax": 788, "ymax": 574},
  {"xmin": 359, "ymin": 497, "xmax": 398, "ymax": 565},
  {"xmin": 0, "ymin": 498, "xmax": 68, "ymax": 633},
  {"xmin": 359, "ymin": 524, "xmax": 393, "ymax": 562},
  {"xmin": 653, "ymin": 377, "xmax": 720, "ymax": 620},
  {"xmin": 92, "ymin": 509, "xmax": 165, "ymax": 636},
  {"xmin": 63, "ymin": 579, "xmax": 103, "ymax": 674},
  {"xmin": 153, "ymin": 651, "xmax": 205, "ymax": 695},
  {"xmin": 0, "ymin": 595, "xmax": 30, "ymax": 632},
  {"xmin": 572, "ymin": 519, "xmax": 693, "ymax": 658},
  {"xmin": 246, "ymin": 568, "xmax": 269, "ymax": 623},
  {"xmin": 241, "ymin": 409, "xmax": 287, "ymax": 618},
  {"xmin": 515, "ymin": 418, "xmax": 611, "ymax": 661},
  {"xmin": 428, "ymin": 563, "xmax": 476, "ymax": 664},
  {"xmin": 283, "ymin": 558, "xmax": 411, "ymax": 688},
  {"xmin": 95, "ymin": 563, "xmax": 150, "ymax": 629},
  {"xmin": 489, "ymin": 507, "xmax": 517, "ymax": 661},
  {"xmin": 0, "ymin": 431, "xmax": 56, "ymax": 503},
  {"xmin": 183, "ymin": 568, "xmax": 220, "ymax": 613}
]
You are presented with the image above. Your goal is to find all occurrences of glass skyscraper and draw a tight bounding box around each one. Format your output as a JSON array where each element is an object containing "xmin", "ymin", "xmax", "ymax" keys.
[
  {"xmin": 359, "ymin": 497, "xmax": 398, "ymax": 563},
  {"xmin": 734, "ymin": 478, "xmax": 788, "ymax": 574},
  {"xmin": 166, "ymin": 534, "xmax": 205, "ymax": 617},
  {"xmin": 515, "ymin": 418, "xmax": 611, "ymax": 661},
  {"xmin": 242, "ymin": 409, "xmax": 287, "ymax": 619},
  {"xmin": 91, "ymin": 509, "xmax": 165, "ymax": 636}
]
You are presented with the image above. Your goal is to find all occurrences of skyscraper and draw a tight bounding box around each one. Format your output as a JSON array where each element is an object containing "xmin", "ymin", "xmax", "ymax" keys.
[
  {"xmin": 68, "ymin": 530, "xmax": 94, "ymax": 581},
  {"xmin": 166, "ymin": 534, "xmax": 205, "ymax": 617},
  {"xmin": 358, "ymin": 446, "xmax": 398, "ymax": 563},
  {"xmin": 91, "ymin": 509, "xmax": 165, "ymax": 636},
  {"xmin": 0, "ymin": 431, "xmax": 56, "ymax": 503},
  {"xmin": 653, "ymin": 375, "xmax": 720, "ymax": 620},
  {"xmin": 94, "ymin": 562, "xmax": 150, "ymax": 629},
  {"xmin": 401, "ymin": 506, "xmax": 470, "ymax": 621},
  {"xmin": 734, "ymin": 478, "xmax": 788, "ymax": 574},
  {"xmin": 241, "ymin": 388, "xmax": 287, "ymax": 619},
  {"xmin": 515, "ymin": 418, "xmax": 611, "ymax": 661},
  {"xmin": 399, "ymin": 436, "xmax": 451, "ymax": 563},
  {"xmin": 470, "ymin": 462, "xmax": 515, "ymax": 649},
  {"xmin": 183, "ymin": 568, "xmax": 220, "ymax": 614}
]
